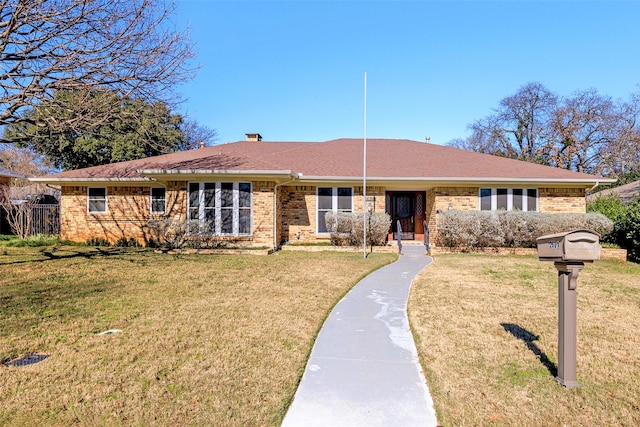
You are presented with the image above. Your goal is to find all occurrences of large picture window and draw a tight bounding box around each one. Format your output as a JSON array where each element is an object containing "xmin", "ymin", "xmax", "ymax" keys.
[
  {"xmin": 188, "ymin": 182, "xmax": 252, "ymax": 236},
  {"xmin": 317, "ymin": 187, "xmax": 353, "ymax": 233},
  {"xmin": 479, "ymin": 188, "xmax": 538, "ymax": 211},
  {"xmin": 87, "ymin": 187, "xmax": 107, "ymax": 213}
]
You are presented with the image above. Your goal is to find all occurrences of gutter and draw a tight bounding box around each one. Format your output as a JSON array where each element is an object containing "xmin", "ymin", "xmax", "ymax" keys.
[
  {"xmin": 273, "ymin": 173, "xmax": 301, "ymax": 251},
  {"xmin": 296, "ymin": 175, "xmax": 617, "ymax": 185}
]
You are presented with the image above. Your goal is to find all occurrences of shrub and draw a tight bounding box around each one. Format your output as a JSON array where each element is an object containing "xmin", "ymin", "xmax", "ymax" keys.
[
  {"xmin": 86, "ymin": 237, "xmax": 111, "ymax": 247},
  {"xmin": 146, "ymin": 219, "xmax": 228, "ymax": 250},
  {"xmin": 435, "ymin": 211, "xmax": 613, "ymax": 251},
  {"xmin": 325, "ymin": 212, "xmax": 391, "ymax": 248},
  {"xmin": 115, "ymin": 237, "xmax": 142, "ymax": 248},
  {"xmin": 614, "ymin": 199, "xmax": 640, "ymax": 263}
]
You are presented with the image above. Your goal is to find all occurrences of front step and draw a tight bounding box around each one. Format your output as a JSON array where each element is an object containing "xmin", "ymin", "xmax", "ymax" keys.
[{"xmin": 387, "ymin": 240, "xmax": 425, "ymax": 246}]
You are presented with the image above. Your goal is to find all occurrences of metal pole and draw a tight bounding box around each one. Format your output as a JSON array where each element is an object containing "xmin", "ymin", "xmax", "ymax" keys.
[
  {"xmin": 554, "ymin": 261, "xmax": 583, "ymax": 388},
  {"xmin": 363, "ymin": 72, "xmax": 367, "ymax": 258}
]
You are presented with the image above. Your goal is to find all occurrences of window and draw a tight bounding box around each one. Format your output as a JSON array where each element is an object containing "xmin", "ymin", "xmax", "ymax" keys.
[
  {"xmin": 150, "ymin": 187, "xmax": 166, "ymax": 214},
  {"xmin": 187, "ymin": 182, "xmax": 252, "ymax": 236},
  {"xmin": 317, "ymin": 187, "xmax": 353, "ymax": 233},
  {"xmin": 479, "ymin": 188, "xmax": 538, "ymax": 211},
  {"xmin": 88, "ymin": 188, "xmax": 107, "ymax": 213},
  {"xmin": 480, "ymin": 188, "xmax": 491, "ymax": 211}
]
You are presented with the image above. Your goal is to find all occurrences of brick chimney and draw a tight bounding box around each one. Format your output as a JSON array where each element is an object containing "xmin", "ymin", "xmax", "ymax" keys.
[{"xmin": 245, "ymin": 133, "xmax": 262, "ymax": 142}]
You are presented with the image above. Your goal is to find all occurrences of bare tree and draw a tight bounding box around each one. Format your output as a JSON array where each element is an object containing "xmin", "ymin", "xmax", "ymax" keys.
[
  {"xmin": 464, "ymin": 82, "xmax": 557, "ymax": 162},
  {"xmin": 180, "ymin": 119, "xmax": 219, "ymax": 150},
  {"xmin": 0, "ymin": 184, "xmax": 37, "ymax": 238},
  {"xmin": 605, "ymin": 91, "xmax": 640, "ymax": 176},
  {"xmin": 547, "ymin": 88, "xmax": 616, "ymax": 174},
  {"xmin": 0, "ymin": 145, "xmax": 54, "ymax": 178},
  {"xmin": 0, "ymin": 0, "xmax": 195, "ymax": 143}
]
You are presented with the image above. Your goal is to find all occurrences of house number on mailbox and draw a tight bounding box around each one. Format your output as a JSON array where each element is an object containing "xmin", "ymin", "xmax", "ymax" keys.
[{"xmin": 549, "ymin": 241, "xmax": 559, "ymax": 249}]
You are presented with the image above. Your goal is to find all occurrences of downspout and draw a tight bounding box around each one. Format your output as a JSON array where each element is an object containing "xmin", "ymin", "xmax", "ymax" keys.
[
  {"xmin": 273, "ymin": 173, "xmax": 300, "ymax": 251},
  {"xmin": 586, "ymin": 181, "xmax": 601, "ymax": 194}
]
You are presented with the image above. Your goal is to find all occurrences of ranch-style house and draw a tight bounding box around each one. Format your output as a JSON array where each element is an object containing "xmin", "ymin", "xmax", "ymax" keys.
[{"xmin": 31, "ymin": 134, "xmax": 613, "ymax": 248}]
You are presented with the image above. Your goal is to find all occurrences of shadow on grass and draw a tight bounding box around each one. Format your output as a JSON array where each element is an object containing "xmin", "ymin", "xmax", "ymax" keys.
[
  {"xmin": 501, "ymin": 323, "xmax": 558, "ymax": 377},
  {"xmin": 0, "ymin": 246, "xmax": 148, "ymax": 265}
]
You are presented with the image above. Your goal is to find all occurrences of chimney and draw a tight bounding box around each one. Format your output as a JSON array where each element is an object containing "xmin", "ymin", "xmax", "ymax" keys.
[
  {"xmin": 245, "ymin": 133, "xmax": 262, "ymax": 142},
  {"xmin": 199, "ymin": 141, "xmax": 205, "ymax": 149}
]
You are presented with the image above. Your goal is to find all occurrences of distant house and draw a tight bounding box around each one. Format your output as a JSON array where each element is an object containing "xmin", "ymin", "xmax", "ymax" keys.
[
  {"xmin": 587, "ymin": 180, "xmax": 640, "ymax": 205},
  {"xmin": 0, "ymin": 166, "xmax": 24, "ymax": 192},
  {"xmin": 31, "ymin": 135, "xmax": 614, "ymax": 248}
]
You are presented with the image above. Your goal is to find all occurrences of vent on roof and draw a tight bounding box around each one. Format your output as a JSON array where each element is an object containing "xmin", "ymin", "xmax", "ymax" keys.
[{"xmin": 245, "ymin": 133, "xmax": 262, "ymax": 142}]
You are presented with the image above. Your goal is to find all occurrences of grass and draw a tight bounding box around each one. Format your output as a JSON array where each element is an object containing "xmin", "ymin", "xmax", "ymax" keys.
[
  {"xmin": 0, "ymin": 246, "xmax": 396, "ymax": 426},
  {"xmin": 409, "ymin": 254, "xmax": 640, "ymax": 426}
]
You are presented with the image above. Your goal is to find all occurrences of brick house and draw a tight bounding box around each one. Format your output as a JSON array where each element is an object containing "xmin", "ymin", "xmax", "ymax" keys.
[{"xmin": 31, "ymin": 135, "xmax": 614, "ymax": 248}]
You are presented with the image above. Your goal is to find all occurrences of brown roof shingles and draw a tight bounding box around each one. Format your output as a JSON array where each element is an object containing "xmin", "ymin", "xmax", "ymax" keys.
[{"xmin": 36, "ymin": 138, "xmax": 608, "ymax": 183}]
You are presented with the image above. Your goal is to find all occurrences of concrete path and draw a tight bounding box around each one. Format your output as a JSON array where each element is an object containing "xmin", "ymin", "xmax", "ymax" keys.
[{"xmin": 282, "ymin": 245, "xmax": 438, "ymax": 427}]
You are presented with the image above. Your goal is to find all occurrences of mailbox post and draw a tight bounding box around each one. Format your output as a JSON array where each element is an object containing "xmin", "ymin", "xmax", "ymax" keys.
[{"xmin": 536, "ymin": 230, "xmax": 601, "ymax": 388}]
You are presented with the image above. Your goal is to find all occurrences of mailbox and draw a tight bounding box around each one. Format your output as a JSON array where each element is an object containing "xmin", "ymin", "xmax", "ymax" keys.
[
  {"xmin": 537, "ymin": 230, "xmax": 601, "ymax": 262},
  {"xmin": 536, "ymin": 229, "xmax": 601, "ymax": 388}
]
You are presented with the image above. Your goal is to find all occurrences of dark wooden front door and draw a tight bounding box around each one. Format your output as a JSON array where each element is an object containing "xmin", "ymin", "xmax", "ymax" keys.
[{"xmin": 391, "ymin": 192, "xmax": 415, "ymax": 240}]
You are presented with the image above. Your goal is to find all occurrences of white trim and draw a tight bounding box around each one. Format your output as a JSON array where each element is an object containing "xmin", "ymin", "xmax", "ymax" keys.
[
  {"xmin": 187, "ymin": 181, "xmax": 252, "ymax": 237},
  {"xmin": 87, "ymin": 187, "xmax": 108, "ymax": 214},
  {"xmin": 298, "ymin": 176, "xmax": 614, "ymax": 185},
  {"xmin": 150, "ymin": 187, "xmax": 166, "ymax": 214},
  {"xmin": 316, "ymin": 186, "xmax": 354, "ymax": 235},
  {"xmin": 478, "ymin": 187, "xmax": 538, "ymax": 212}
]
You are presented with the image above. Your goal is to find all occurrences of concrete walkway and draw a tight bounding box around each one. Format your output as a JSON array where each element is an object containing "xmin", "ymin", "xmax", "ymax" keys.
[{"xmin": 282, "ymin": 245, "xmax": 438, "ymax": 427}]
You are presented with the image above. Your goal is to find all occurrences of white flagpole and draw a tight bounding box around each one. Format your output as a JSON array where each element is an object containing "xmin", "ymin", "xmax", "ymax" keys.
[{"xmin": 363, "ymin": 72, "xmax": 367, "ymax": 258}]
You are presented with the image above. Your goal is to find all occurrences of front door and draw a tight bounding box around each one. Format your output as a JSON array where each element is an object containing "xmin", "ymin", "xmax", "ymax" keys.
[{"xmin": 391, "ymin": 192, "xmax": 415, "ymax": 240}]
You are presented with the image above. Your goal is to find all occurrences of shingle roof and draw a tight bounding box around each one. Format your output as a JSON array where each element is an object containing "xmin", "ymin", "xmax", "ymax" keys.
[
  {"xmin": 587, "ymin": 180, "xmax": 640, "ymax": 204},
  {"xmin": 0, "ymin": 166, "xmax": 24, "ymax": 179},
  {"xmin": 33, "ymin": 138, "xmax": 609, "ymax": 185}
]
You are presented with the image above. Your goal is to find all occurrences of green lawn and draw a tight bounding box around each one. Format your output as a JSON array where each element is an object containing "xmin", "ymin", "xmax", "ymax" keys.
[
  {"xmin": 410, "ymin": 254, "xmax": 640, "ymax": 426},
  {"xmin": 0, "ymin": 246, "xmax": 395, "ymax": 426}
]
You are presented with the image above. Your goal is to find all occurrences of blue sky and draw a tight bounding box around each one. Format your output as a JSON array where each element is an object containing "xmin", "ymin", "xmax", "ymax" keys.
[{"xmin": 175, "ymin": 0, "xmax": 640, "ymax": 145}]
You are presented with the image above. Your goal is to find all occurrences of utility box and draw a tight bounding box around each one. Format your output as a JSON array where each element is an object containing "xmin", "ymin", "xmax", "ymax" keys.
[{"xmin": 537, "ymin": 230, "xmax": 601, "ymax": 262}]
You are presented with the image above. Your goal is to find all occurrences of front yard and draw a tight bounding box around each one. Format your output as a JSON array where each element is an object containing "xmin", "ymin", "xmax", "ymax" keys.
[
  {"xmin": 409, "ymin": 254, "xmax": 640, "ymax": 426},
  {"xmin": 0, "ymin": 247, "xmax": 395, "ymax": 426},
  {"xmin": 3, "ymin": 245, "xmax": 639, "ymax": 426}
]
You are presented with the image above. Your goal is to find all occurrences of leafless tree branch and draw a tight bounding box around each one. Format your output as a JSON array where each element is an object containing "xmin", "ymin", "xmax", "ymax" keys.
[{"xmin": 0, "ymin": 0, "xmax": 196, "ymax": 142}]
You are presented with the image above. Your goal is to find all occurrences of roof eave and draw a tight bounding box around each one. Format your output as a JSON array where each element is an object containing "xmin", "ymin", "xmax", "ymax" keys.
[
  {"xmin": 138, "ymin": 169, "xmax": 297, "ymax": 182},
  {"xmin": 297, "ymin": 176, "xmax": 614, "ymax": 187},
  {"xmin": 29, "ymin": 177, "xmax": 151, "ymax": 184}
]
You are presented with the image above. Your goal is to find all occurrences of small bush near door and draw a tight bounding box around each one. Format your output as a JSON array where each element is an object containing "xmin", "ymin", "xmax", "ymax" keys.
[{"xmin": 325, "ymin": 212, "xmax": 391, "ymax": 247}]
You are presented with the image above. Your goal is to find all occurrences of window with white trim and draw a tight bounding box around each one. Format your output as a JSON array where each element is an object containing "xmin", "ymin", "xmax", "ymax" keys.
[
  {"xmin": 150, "ymin": 187, "xmax": 166, "ymax": 214},
  {"xmin": 88, "ymin": 187, "xmax": 107, "ymax": 213},
  {"xmin": 188, "ymin": 182, "xmax": 252, "ymax": 236},
  {"xmin": 479, "ymin": 188, "xmax": 538, "ymax": 211},
  {"xmin": 317, "ymin": 187, "xmax": 353, "ymax": 233}
]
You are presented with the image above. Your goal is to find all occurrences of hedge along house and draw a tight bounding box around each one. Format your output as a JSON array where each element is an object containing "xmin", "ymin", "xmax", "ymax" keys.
[{"xmin": 31, "ymin": 135, "xmax": 614, "ymax": 249}]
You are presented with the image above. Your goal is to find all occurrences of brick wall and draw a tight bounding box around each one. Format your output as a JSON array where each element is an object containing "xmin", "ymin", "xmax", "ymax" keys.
[
  {"xmin": 60, "ymin": 181, "xmax": 590, "ymax": 247},
  {"xmin": 252, "ymin": 181, "xmax": 276, "ymax": 245},
  {"xmin": 60, "ymin": 180, "xmax": 275, "ymax": 246},
  {"xmin": 278, "ymin": 185, "xmax": 386, "ymax": 245},
  {"xmin": 538, "ymin": 187, "xmax": 586, "ymax": 213},
  {"xmin": 429, "ymin": 186, "xmax": 589, "ymax": 247}
]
